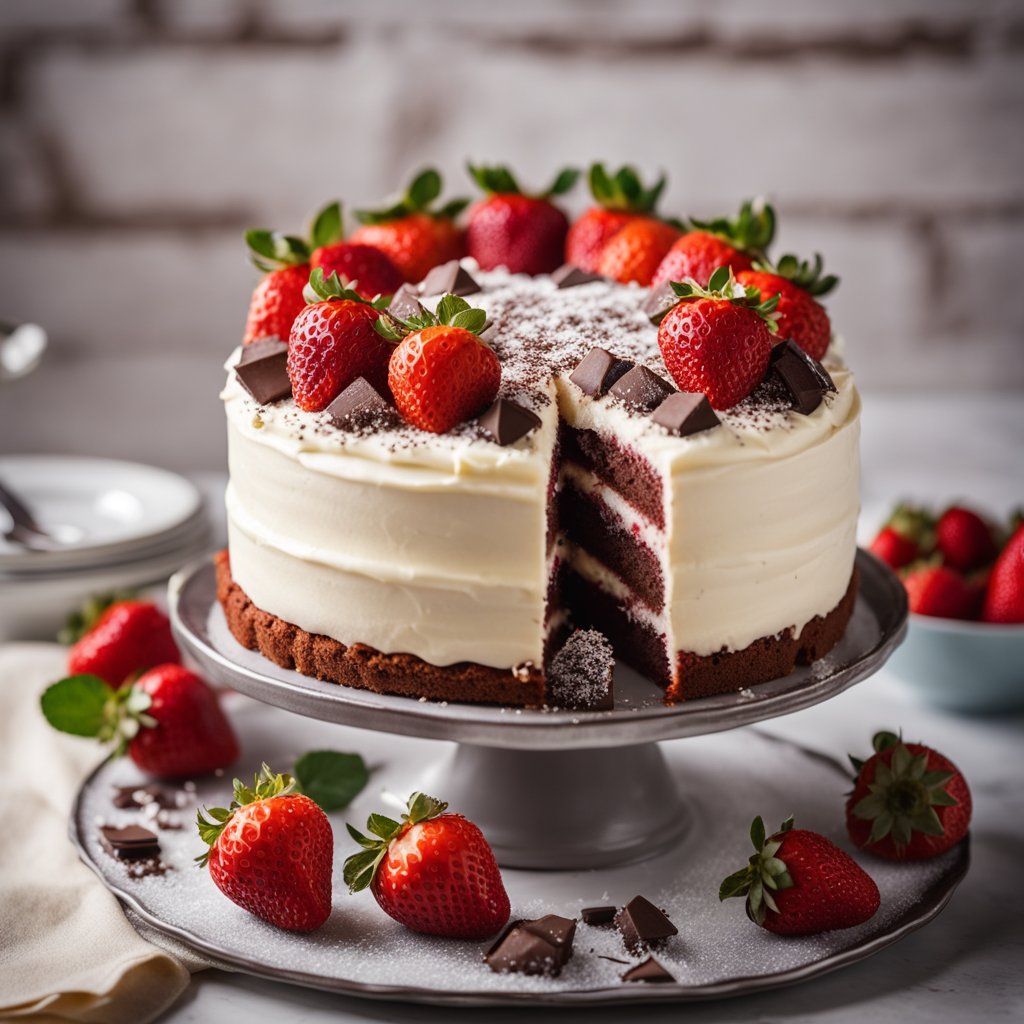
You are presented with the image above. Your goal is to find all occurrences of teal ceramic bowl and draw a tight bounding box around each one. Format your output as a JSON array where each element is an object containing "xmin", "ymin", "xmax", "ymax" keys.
[{"xmin": 886, "ymin": 613, "xmax": 1024, "ymax": 712}]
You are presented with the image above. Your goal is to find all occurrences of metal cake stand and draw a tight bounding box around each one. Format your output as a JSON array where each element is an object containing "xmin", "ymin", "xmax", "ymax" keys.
[{"xmin": 167, "ymin": 549, "xmax": 907, "ymax": 870}]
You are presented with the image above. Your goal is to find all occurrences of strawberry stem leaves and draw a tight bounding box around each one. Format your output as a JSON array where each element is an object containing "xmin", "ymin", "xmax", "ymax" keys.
[
  {"xmin": 354, "ymin": 168, "xmax": 468, "ymax": 225},
  {"xmin": 40, "ymin": 674, "xmax": 156, "ymax": 755},
  {"xmin": 373, "ymin": 292, "xmax": 487, "ymax": 342},
  {"xmin": 588, "ymin": 163, "xmax": 666, "ymax": 213},
  {"xmin": 719, "ymin": 815, "xmax": 796, "ymax": 926},
  {"xmin": 660, "ymin": 265, "xmax": 781, "ymax": 330},
  {"xmin": 754, "ymin": 251, "xmax": 838, "ymax": 297},
  {"xmin": 467, "ymin": 163, "xmax": 579, "ymax": 200},
  {"xmin": 689, "ymin": 197, "xmax": 776, "ymax": 258}
]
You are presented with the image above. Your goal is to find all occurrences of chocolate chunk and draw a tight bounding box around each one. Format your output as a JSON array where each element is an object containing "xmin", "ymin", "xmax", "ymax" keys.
[
  {"xmin": 569, "ymin": 347, "xmax": 634, "ymax": 398},
  {"xmin": 547, "ymin": 629, "xmax": 614, "ymax": 710},
  {"xmin": 100, "ymin": 824, "xmax": 160, "ymax": 861},
  {"xmin": 234, "ymin": 343, "xmax": 292, "ymax": 404},
  {"xmin": 551, "ymin": 264, "xmax": 606, "ymax": 289},
  {"xmin": 419, "ymin": 260, "xmax": 480, "ymax": 297},
  {"xmin": 111, "ymin": 784, "xmax": 173, "ymax": 810},
  {"xmin": 652, "ymin": 392, "xmax": 720, "ymax": 437},
  {"xmin": 484, "ymin": 915, "xmax": 577, "ymax": 977},
  {"xmin": 769, "ymin": 339, "xmax": 836, "ymax": 414},
  {"xmin": 622, "ymin": 956, "xmax": 676, "ymax": 983},
  {"xmin": 608, "ymin": 364, "xmax": 676, "ymax": 412},
  {"xmin": 478, "ymin": 398, "xmax": 541, "ymax": 446},
  {"xmin": 615, "ymin": 895, "xmax": 678, "ymax": 954},
  {"xmin": 238, "ymin": 337, "xmax": 287, "ymax": 365},
  {"xmin": 642, "ymin": 282, "xmax": 679, "ymax": 324},
  {"xmin": 387, "ymin": 283, "xmax": 426, "ymax": 321},
  {"xmin": 581, "ymin": 905, "xmax": 618, "ymax": 926},
  {"xmin": 326, "ymin": 377, "xmax": 392, "ymax": 431}
]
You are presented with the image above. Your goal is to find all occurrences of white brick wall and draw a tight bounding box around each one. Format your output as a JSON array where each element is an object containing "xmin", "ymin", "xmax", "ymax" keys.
[{"xmin": 0, "ymin": 0, "xmax": 1021, "ymax": 471}]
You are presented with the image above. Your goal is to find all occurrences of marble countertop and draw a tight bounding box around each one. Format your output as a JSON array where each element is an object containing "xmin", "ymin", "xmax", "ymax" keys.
[{"xmin": 156, "ymin": 393, "xmax": 1024, "ymax": 1021}]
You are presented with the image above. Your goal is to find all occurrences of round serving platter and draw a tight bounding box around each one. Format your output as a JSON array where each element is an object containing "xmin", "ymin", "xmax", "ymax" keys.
[
  {"xmin": 71, "ymin": 700, "xmax": 968, "ymax": 1007},
  {"xmin": 169, "ymin": 549, "xmax": 908, "ymax": 751}
]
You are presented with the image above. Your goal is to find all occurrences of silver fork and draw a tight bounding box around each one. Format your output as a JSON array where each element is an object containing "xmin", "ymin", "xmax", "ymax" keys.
[{"xmin": 0, "ymin": 476, "xmax": 62, "ymax": 551}]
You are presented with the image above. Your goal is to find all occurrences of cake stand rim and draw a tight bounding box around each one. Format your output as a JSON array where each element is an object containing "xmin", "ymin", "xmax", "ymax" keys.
[
  {"xmin": 68, "ymin": 736, "xmax": 969, "ymax": 1007},
  {"xmin": 168, "ymin": 549, "xmax": 908, "ymax": 751}
]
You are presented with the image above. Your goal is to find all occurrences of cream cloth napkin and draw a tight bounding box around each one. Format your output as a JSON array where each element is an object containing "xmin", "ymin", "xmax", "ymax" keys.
[{"xmin": 0, "ymin": 643, "xmax": 196, "ymax": 1023}]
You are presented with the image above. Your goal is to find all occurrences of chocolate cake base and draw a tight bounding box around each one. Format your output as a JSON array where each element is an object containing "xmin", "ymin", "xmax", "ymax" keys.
[
  {"xmin": 216, "ymin": 551, "xmax": 859, "ymax": 709},
  {"xmin": 214, "ymin": 551, "xmax": 547, "ymax": 706}
]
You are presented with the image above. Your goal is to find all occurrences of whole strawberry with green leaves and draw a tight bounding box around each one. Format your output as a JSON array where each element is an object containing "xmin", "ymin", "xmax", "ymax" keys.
[
  {"xmin": 345, "ymin": 791, "xmax": 510, "ymax": 940},
  {"xmin": 466, "ymin": 163, "xmax": 579, "ymax": 275},
  {"xmin": 869, "ymin": 504, "xmax": 935, "ymax": 571},
  {"xmin": 287, "ymin": 268, "xmax": 396, "ymax": 411},
  {"xmin": 378, "ymin": 293, "xmax": 500, "ymax": 434},
  {"xmin": 243, "ymin": 201, "xmax": 404, "ymax": 347},
  {"xmin": 656, "ymin": 265, "xmax": 780, "ymax": 409},
  {"xmin": 41, "ymin": 663, "xmax": 238, "ymax": 778},
  {"xmin": 198, "ymin": 765, "xmax": 333, "ymax": 932},
  {"xmin": 737, "ymin": 252, "xmax": 838, "ymax": 361},
  {"xmin": 652, "ymin": 198, "xmax": 776, "ymax": 289},
  {"xmin": 351, "ymin": 168, "xmax": 468, "ymax": 283},
  {"xmin": 982, "ymin": 522, "xmax": 1024, "ymax": 623},
  {"xmin": 566, "ymin": 163, "xmax": 668, "ymax": 273},
  {"xmin": 846, "ymin": 731, "xmax": 972, "ymax": 860},
  {"xmin": 720, "ymin": 815, "xmax": 880, "ymax": 936}
]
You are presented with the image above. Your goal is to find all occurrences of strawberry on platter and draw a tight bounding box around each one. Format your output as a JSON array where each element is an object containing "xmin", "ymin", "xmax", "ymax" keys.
[
  {"xmin": 197, "ymin": 764, "xmax": 334, "ymax": 932},
  {"xmin": 351, "ymin": 167, "xmax": 469, "ymax": 283},
  {"xmin": 41, "ymin": 664, "xmax": 238, "ymax": 778},
  {"xmin": 466, "ymin": 163, "xmax": 579, "ymax": 275},
  {"xmin": 719, "ymin": 815, "xmax": 880, "ymax": 936},
  {"xmin": 377, "ymin": 293, "xmax": 500, "ymax": 434},
  {"xmin": 655, "ymin": 265, "xmax": 780, "ymax": 410},
  {"xmin": 65, "ymin": 598, "xmax": 180, "ymax": 687},
  {"xmin": 846, "ymin": 731, "xmax": 972, "ymax": 861},
  {"xmin": 344, "ymin": 791, "xmax": 510, "ymax": 940}
]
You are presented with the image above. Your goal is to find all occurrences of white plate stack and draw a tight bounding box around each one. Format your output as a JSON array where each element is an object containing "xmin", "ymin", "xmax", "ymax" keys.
[{"xmin": 0, "ymin": 456, "xmax": 212, "ymax": 642}]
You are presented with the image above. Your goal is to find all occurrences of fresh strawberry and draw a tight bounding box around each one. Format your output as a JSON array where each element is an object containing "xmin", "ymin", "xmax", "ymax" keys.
[
  {"xmin": 287, "ymin": 269, "xmax": 395, "ymax": 412},
  {"xmin": 242, "ymin": 264, "xmax": 309, "ymax": 347},
  {"xmin": 981, "ymin": 524, "xmax": 1024, "ymax": 623},
  {"xmin": 720, "ymin": 815, "xmax": 880, "ymax": 936},
  {"xmin": 652, "ymin": 199, "xmax": 775, "ymax": 288},
  {"xmin": 566, "ymin": 163, "xmax": 668, "ymax": 272},
  {"xmin": 736, "ymin": 252, "xmax": 838, "ymax": 361},
  {"xmin": 246, "ymin": 201, "xmax": 403, "ymax": 309},
  {"xmin": 466, "ymin": 164, "xmax": 578, "ymax": 275},
  {"xmin": 903, "ymin": 563, "xmax": 978, "ymax": 619},
  {"xmin": 378, "ymin": 293, "xmax": 500, "ymax": 433},
  {"xmin": 351, "ymin": 168, "xmax": 468, "ymax": 283},
  {"xmin": 596, "ymin": 218, "xmax": 681, "ymax": 286},
  {"xmin": 655, "ymin": 266, "xmax": 779, "ymax": 409},
  {"xmin": 344, "ymin": 792, "xmax": 510, "ymax": 940},
  {"xmin": 868, "ymin": 504, "xmax": 935, "ymax": 570},
  {"xmin": 66, "ymin": 599, "xmax": 180, "ymax": 687},
  {"xmin": 41, "ymin": 664, "xmax": 238, "ymax": 778},
  {"xmin": 846, "ymin": 731, "xmax": 971, "ymax": 861},
  {"xmin": 935, "ymin": 505, "xmax": 998, "ymax": 572},
  {"xmin": 197, "ymin": 765, "xmax": 333, "ymax": 932}
]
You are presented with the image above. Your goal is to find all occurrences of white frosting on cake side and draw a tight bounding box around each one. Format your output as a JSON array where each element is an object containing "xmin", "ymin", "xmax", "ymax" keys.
[{"xmin": 222, "ymin": 267, "xmax": 861, "ymax": 669}]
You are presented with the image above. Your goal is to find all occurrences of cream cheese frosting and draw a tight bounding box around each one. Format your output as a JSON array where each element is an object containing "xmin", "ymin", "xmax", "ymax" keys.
[{"xmin": 222, "ymin": 265, "xmax": 860, "ymax": 669}]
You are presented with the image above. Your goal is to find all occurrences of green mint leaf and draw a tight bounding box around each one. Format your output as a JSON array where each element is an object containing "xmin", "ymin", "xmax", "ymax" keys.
[
  {"xmin": 40, "ymin": 675, "xmax": 114, "ymax": 738},
  {"xmin": 294, "ymin": 750, "xmax": 369, "ymax": 812}
]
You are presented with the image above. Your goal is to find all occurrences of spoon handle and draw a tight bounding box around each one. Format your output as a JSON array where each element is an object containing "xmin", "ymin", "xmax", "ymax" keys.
[{"xmin": 0, "ymin": 477, "xmax": 48, "ymax": 535}]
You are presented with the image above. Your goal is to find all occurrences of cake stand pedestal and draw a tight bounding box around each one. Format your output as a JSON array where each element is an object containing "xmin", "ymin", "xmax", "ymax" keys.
[{"xmin": 168, "ymin": 549, "xmax": 906, "ymax": 871}]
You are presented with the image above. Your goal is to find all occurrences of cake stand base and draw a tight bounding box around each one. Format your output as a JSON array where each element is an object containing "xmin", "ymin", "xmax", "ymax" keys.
[{"xmin": 425, "ymin": 743, "xmax": 686, "ymax": 869}]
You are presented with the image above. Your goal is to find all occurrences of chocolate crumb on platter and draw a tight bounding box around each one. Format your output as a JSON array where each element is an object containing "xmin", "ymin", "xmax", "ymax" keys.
[
  {"xmin": 484, "ymin": 915, "xmax": 577, "ymax": 977},
  {"xmin": 615, "ymin": 895, "xmax": 678, "ymax": 954},
  {"xmin": 581, "ymin": 905, "xmax": 618, "ymax": 926},
  {"xmin": 622, "ymin": 956, "xmax": 676, "ymax": 983},
  {"xmin": 100, "ymin": 824, "xmax": 161, "ymax": 861}
]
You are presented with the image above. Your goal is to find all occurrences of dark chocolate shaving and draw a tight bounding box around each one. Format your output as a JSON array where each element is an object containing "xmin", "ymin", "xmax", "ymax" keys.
[
  {"xmin": 100, "ymin": 824, "xmax": 160, "ymax": 861},
  {"xmin": 608, "ymin": 364, "xmax": 676, "ymax": 412},
  {"xmin": 326, "ymin": 377, "xmax": 393, "ymax": 431},
  {"xmin": 484, "ymin": 915, "xmax": 577, "ymax": 977},
  {"xmin": 238, "ymin": 337, "xmax": 287, "ymax": 365},
  {"xmin": 568, "ymin": 347, "xmax": 634, "ymax": 398},
  {"xmin": 547, "ymin": 629, "xmax": 614, "ymax": 710},
  {"xmin": 111, "ymin": 784, "xmax": 174, "ymax": 810},
  {"xmin": 552, "ymin": 264, "xmax": 606, "ymax": 289},
  {"xmin": 622, "ymin": 956, "xmax": 676, "ymax": 983},
  {"xmin": 769, "ymin": 339, "xmax": 836, "ymax": 414},
  {"xmin": 642, "ymin": 282, "xmax": 679, "ymax": 324},
  {"xmin": 651, "ymin": 392, "xmax": 720, "ymax": 437},
  {"xmin": 419, "ymin": 260, "xmax": 480, "ymax": 297},
  {"xmin": 388, "ymin": 283, "xmax": 426, "ymax": 321},
  {"xmin": 615, "ymin": 895, "xmax": 678, "ymax": 954},
  {"xmin": 478, "ymin": 398, "xmax": 541, "ymax": 446},
  {"xmin": 234, "ymin": 343, "xmax": 292, "ymax": 405},
  {"xmin": 581, "ymin": 905, "xmax": 618, "ymax": 926}
]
